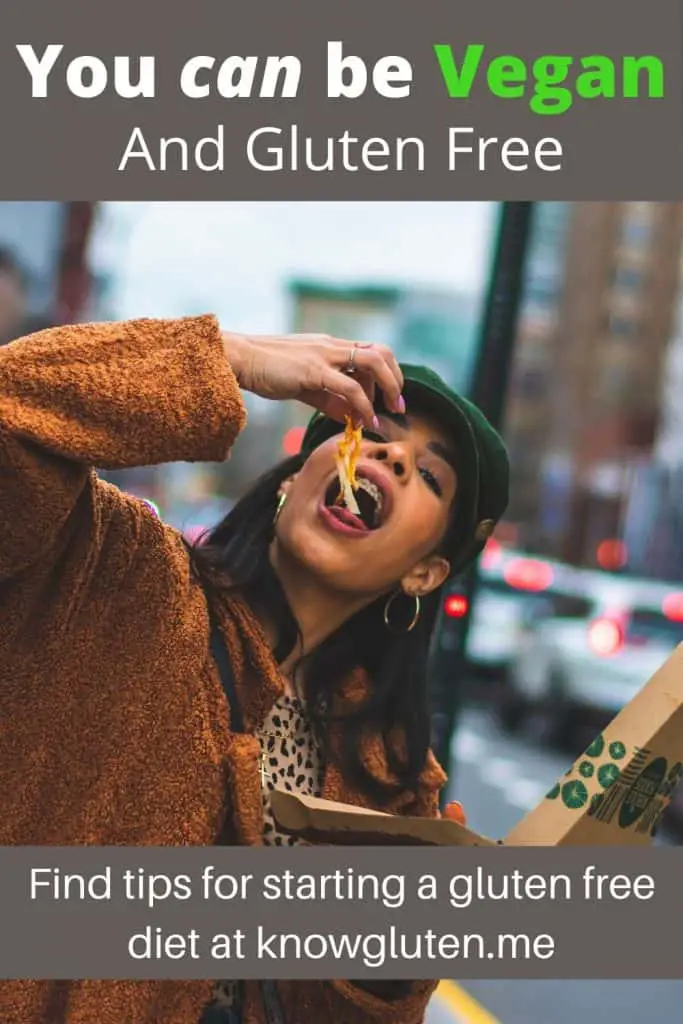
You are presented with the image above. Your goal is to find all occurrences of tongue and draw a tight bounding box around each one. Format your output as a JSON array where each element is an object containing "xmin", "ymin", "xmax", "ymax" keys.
[{"xmin": 327, "ymin": 504, "xmax": 369, "ymax": 532}]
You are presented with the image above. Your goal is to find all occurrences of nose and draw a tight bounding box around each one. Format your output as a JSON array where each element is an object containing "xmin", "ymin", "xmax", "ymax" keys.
[{"xmin": 370, "ymin": 440, "xmax": 413, "ymax": 481}]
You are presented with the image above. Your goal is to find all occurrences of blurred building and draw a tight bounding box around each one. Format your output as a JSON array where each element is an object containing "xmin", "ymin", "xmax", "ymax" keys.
[
  {"xmin": 504, "ymin": 202, "xmax": 683, "ymax": 572},
  {"xmin": 502, "ymin": 203, "xmax": 571, "ymax": 545},
  {"xmin": 623, "ymin": 238, "xmax": 683, "ymax": 580},
  {"xmin": 0, "ymin": 204, "xmax": 171, "ymax": 510},
  {"xmin": 0, "ymin": 202, "xmax": 97, "ymax": 334},
  {"xmin": 655, "ymin": 240, "xmax": 683, "ymax": 468},
  {"xmin": 86, "ymin": 203, "xmax": 143, "ymax": 321}
]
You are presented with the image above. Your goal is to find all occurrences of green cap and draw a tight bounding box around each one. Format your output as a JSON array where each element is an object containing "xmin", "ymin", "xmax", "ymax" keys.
[{"xmin": 300, "ymin": 363, "xmax": 510, "ymax": 578}]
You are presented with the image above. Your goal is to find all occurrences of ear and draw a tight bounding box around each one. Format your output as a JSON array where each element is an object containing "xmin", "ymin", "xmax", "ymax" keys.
[
  {"xmin": 400, "ymin": 554, "xmax": 450, "ymax": 598},
  {"xmin": 278, "ymin": 473, "xmax": 299, "ymax": 498}
]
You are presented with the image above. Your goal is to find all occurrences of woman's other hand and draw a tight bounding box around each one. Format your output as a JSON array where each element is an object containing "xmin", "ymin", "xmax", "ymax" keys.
[
  {"xmin": 439, "ymin": 801, "xmax": 467, "ymax": 826},
  {"xmin": 224, "ymin": 330, "xmax": 404, "ymax": 429}
]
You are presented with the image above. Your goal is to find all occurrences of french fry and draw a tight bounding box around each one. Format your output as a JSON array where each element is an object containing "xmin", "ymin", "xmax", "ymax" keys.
[{"xmin": 335, "ymin": 417, "xmax": 363, "ymax": 515}]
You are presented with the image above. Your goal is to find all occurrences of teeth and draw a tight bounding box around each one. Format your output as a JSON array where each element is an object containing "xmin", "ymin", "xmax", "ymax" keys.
[
  {"xmin": 357, "ymin": 478, "xmax": 384, "ymax": 525},
  {"xmin": 358, "ymin": 478, "xmax": 382, "ymax": 507}
]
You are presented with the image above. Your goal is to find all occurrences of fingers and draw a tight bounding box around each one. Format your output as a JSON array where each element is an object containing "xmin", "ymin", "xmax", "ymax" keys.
[
  {"xmin": 331, "ymin": 341, "xmax": 404, "ymax": 413},
  {"xmin": 299, "ymin": 388, "xmax": 354, "ymax": 425},
  {"xmin": 362, "ymin": 343, "xmax": 404, "ymax": 403},
  {"xmin": 354, "ymin": 347, "xmax": 404, "ymax": 413},
  {"xmin": 319, "ymin": 368, "xmax": 377, "ymax": 429},
  {"xmin": 443, "ymin": 801, "xmax": 467, "ymax": 826},
  {"xmin": 354, "ymin": 369, "xmax": 377, "ymax": 411}
]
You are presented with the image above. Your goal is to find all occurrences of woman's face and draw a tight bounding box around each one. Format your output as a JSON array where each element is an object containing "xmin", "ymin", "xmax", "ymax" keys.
[{"xmin": 274, "ymin": 410, "xmax": 458, "ymax": 599}]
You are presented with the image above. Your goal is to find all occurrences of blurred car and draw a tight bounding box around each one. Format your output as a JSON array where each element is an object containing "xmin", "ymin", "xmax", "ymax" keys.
[
  {"xmin": 500, "ymin": 571, "xmax": 683, "ymax": 748},
  {"xmin": 468, "ymin": 549, "xmax": 579, "ymax": 674},
  {"xmin": 434, "ymin": 543, "xmax": 576, "ymax": 678}
]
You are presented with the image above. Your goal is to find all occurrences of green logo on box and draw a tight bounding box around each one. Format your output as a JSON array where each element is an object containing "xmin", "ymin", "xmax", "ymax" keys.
[
  {"xmin": 585, "ymin": 734, "xmax": 605, "ymax": 758},
  {"xmin": 598, "ymin": 763, "xmax": 621, "ymax": 790},
  {"xmin": 562, "ymin": 780, "xmax": 588, "ymax": 809},
  {"xmin": 618, "ymin": 757, "xmax": 668, "ymax": 829}
]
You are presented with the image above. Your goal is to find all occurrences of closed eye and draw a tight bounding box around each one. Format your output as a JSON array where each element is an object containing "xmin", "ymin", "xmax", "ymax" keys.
[{"xmin": 419, "ymin": 466, "xmax": 442, "ymax": 497}]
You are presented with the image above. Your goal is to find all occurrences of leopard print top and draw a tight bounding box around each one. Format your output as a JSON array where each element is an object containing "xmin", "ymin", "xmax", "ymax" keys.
[
  {"xmin": 201, "ymin": 694, "xmax": 324, "ymax": 1020},
  {"xmin": 259, "ymin": 693, "xmax": 324, "ymax": 845}
]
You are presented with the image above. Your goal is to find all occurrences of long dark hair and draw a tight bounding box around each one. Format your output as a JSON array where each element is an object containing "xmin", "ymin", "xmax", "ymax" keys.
[{"xmin": 189, "ymin": 443, "xmax": 462, "ymax": 803}]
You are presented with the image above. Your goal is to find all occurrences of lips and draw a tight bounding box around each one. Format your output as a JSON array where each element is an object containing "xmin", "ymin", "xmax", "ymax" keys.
[{"xmin": 320, "ymin": 462, "xmax": 393, "ymax": 535}]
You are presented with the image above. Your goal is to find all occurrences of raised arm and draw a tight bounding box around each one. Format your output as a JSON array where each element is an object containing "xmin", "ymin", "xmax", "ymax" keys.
[
  {"xmin": 0, "ymin": 314, "xmax": 404, "ymax": 582},
  {"xmin": 0, "ymin": 315, "xmax": 244, "ymax": 581}
]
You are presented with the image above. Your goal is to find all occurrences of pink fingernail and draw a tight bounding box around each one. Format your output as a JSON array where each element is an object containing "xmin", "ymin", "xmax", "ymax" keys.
[
  {"xmin": 397, "ymin": 395, "xmax": 406, "ymax": 414},
  {"xmin": 372, "ymin": 416, "xmax": 380, "ymax": 430}
]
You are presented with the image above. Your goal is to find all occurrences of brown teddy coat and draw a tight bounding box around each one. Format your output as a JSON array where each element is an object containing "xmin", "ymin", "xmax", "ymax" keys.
[{"xmin": 0, "ymin": 315, "xmax": 446, "ymax": 1024}]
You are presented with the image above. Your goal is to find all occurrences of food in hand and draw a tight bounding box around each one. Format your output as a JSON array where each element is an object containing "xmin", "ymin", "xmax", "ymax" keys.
[{"xmin": 335, "ymin": 417, "xmax": 363, "ymax": 516}]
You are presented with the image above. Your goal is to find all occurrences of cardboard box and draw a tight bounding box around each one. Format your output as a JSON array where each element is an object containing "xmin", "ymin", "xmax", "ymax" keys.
[
  {"xmin": 271, "ymin": 793, "xmax": 498, "ymax": 847},
  {"xmin": 271, "ymin": 645, "xmax": 683, "ymax": 848}
]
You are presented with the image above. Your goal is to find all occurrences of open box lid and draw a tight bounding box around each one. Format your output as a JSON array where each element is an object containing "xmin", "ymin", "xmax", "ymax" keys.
[
  {"xmin": 271, "ymin": 791, "xmax": 498, "ymax": 846},
  {"xmin": 272, "ymin": 645, "xmax": 683, "ymax": 848}
]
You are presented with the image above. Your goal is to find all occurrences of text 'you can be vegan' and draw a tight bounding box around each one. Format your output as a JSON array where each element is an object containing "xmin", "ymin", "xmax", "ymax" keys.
[{"xmin": 13, "ymin": 42, "xmax": 666, "ymax": 175}]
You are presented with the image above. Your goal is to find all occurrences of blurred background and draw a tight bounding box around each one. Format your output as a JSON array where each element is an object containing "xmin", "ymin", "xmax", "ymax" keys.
[{"xmin": 2, "ymin": 199, "xmax": 683, "ymax": 1023}]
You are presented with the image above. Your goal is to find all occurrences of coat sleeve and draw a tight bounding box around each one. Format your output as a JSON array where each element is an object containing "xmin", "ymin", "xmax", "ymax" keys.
[
  {"xmin": 318, "ymin": 978, "xmax": 439, "ymax": 1022},
  {"xmin": 0, "ymin": 314, "xmax": 246, "ymax": 581}
]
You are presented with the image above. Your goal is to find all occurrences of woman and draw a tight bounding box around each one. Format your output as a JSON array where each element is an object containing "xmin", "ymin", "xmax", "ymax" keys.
[{"xmin": 0, "ymin": 314, "xmax": 508, "ymax": 1024}]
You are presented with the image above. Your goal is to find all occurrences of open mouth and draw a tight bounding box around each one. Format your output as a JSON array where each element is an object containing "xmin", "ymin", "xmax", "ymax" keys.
[{"xmin": 323, "ymin": 472, "xmax": 387, "ymax": 532}]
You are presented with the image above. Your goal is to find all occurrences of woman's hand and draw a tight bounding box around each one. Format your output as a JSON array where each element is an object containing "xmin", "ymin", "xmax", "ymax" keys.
[
  {"xmin": 438, "ymin": 801, "xmax": 467, "ymax": 826},
  {"xmin": 224, "ymin": 330, "xmax": 404, "ymax": 429}
]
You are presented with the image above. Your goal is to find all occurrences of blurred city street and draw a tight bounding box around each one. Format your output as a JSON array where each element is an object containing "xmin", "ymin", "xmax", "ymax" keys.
[
  {"xmin": 448, "ymin": 704, "xmax": 678, "ymax": 846},
  {"xmin": 426, "ymin": 977, "xmax": 683, "ymax": 1024},
  {"xmin": 423, "ymin": 702, "xmax": 683, "ymax": 1024}
]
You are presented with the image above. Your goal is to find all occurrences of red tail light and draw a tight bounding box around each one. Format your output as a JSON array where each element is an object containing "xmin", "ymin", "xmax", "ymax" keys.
[
  {"xmin": 481, "ymin": 538, "xmax": 502, "ymax": 569},
  {"xmin": 282, "ymin": 426, "xmax": 305, "ymax": 456},
  {"xmin": 503, "ymin": 558, "xmax": 554, "ymax": 592},
  {"xmin": 662, "ymin": 594, "xmax": 683, "ymax": 622},
  {"xmin": 587, "ymin": 617, "xmax": 624, "ymax": 657},
  {"xmin": 444, "ymin": 595, "xmax": 469, "ymax": 618}
]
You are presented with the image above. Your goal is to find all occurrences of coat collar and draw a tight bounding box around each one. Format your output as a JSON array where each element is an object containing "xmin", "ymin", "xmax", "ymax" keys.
[{"xmin": 213, "ymin": 590, "xmax": 285, "ymax": 731}]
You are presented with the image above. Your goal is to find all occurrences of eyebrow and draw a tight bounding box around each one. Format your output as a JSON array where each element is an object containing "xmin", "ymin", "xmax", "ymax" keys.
[
  {"xmin": 428, "ymin": 441, "xmax": 459, "ymax": 475},
  {"xmin": 380, "ymin": 412, "xmax": 459, "ymax": 475}
]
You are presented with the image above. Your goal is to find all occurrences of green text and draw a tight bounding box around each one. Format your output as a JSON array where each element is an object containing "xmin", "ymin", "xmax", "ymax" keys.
[{"xmin": 433, "ymin": 44, "xmax": 665, "ymax": 115}]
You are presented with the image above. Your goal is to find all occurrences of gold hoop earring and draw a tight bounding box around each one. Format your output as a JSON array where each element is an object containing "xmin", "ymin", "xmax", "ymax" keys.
[
  {"xmin": 274, "ymin": 492, "xmax": 287, "ymax": 524},
  {"xmin": 383, "ymin": 591, "xmax": 421, "ymax": 633}
]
